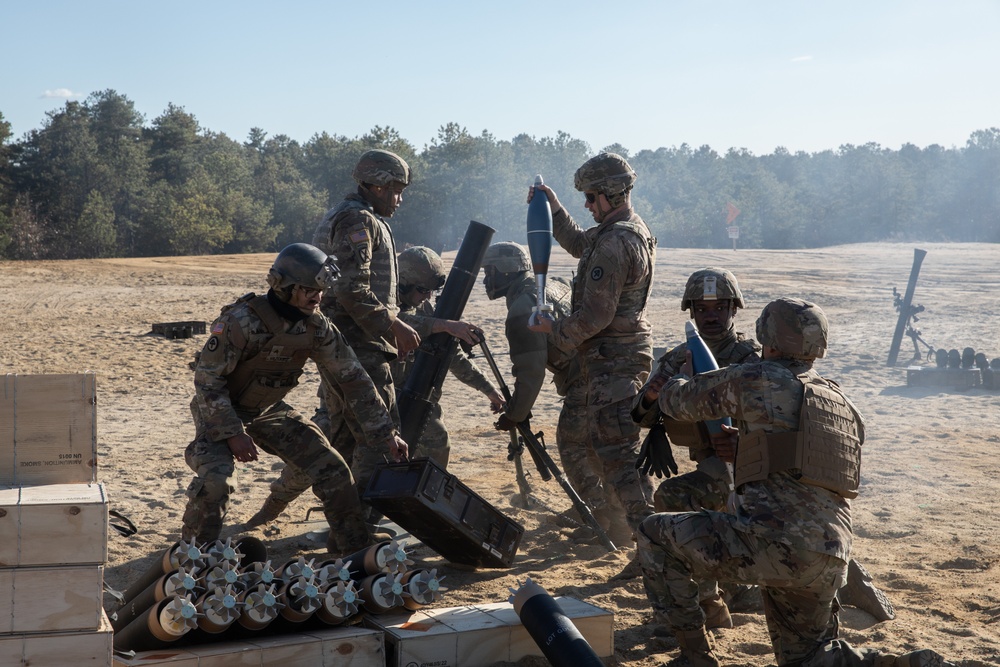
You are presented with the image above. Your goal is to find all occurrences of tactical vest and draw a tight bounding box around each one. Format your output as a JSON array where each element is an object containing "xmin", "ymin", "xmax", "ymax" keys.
[
  {"xmin": 734, "ymin": 372, "xmax": 864, "ymax": 498},
  {"xmin": 224, "ymin": 296, "xmax": 317, "ymax": 414},
  {"xmin": 320, "ymin": 196, "xmax": 398, "ymax": 351},
  {"xmin": 571, "ymin": 217, "xmax": 655, "ymax": 328}
]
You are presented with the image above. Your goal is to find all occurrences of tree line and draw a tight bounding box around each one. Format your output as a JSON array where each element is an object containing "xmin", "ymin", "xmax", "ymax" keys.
[{"xmin": 0, "ymin": 89, "xmax": 997, "ymax": 260}]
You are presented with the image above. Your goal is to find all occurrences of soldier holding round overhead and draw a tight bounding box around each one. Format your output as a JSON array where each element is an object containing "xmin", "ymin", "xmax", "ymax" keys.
[{"xmin": 527, "ymin": 152, "xmax": 656, "ymax": 546}]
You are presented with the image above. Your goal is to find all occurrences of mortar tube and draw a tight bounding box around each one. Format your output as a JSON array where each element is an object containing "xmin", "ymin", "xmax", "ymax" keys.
[
  {"xmin": 508, "ymin": 578, "xmax": 604, "ymax": 667},
  {"xmin": 112, "ymin": 566, "xmax": 202, "ymax": 633},
  {"xmin": 112, "ymin": 595, "xmax": 199, "ymax": 654},
  {"xmin": 120, "ymin": 539, "xmax": 206, "ymax": 606}
]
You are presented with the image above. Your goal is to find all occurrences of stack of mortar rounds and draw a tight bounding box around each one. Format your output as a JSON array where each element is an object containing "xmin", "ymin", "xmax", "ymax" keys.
[{"xmin": 111, "ymin": 537, "xmax": 448, "ymax": 652}]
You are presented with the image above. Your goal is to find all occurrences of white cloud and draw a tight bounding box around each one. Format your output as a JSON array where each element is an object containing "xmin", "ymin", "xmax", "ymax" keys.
[
  {"xmin": 791, "ymin": 55, "xmax": 814, "ymax": 62},
  {"xmin": 40, "ymin": 88, "xmax": 83, "ymax": 99}
]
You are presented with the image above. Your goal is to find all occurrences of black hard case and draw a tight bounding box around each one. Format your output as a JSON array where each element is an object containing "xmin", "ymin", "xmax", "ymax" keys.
[{"xmin": 363, "ymin": 459, "xmax": 524, "ymax": 568}]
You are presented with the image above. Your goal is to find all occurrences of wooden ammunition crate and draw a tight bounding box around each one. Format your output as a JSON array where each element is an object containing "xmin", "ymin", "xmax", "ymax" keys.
[
  {"xmin": 113, "ymin": 625, "xmax": 384, "ymax": 667},
  {"xmin": 0, "ymin": 565, "xmax": 104, "ymax": 633},
  {"xmin": 0, "ymin": 373, "xmax": 97, "ymax": 486},
  {"xmin": 0, "ymin": 609, "xmax": 112, "ymax": 667},
  {"xmin": 0, "ymin": 483, "xmax": 108, "ymax": 567},
  {"xmin": 364, "ymin": 597, "xmax": 613, "ymax": 667}
]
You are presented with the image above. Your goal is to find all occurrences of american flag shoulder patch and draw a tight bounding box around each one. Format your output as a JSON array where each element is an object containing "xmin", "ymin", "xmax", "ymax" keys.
[
  {"xmin": 349, "ymin": 229, "xmax": 370, "ymax": 244},
  {"xmin": 211, "ymin": 321, "xmax": 226, "ymax": 334}
]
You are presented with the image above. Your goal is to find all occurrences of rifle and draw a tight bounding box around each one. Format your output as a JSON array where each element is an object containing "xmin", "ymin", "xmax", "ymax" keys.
[{"xmin": 476, "ymin": 335, "xmax": 617, "ymax": 552}]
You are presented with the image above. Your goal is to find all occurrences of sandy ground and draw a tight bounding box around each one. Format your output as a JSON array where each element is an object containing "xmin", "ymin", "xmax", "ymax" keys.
[{"xmin": 2, "ymin": 242, "xmax": 998, "ymax": 666}]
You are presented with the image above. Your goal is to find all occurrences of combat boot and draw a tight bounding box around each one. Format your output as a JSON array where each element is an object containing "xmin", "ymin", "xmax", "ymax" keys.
[
  {"xmin": 243, "ymin": 495, "xmax": 289, "ymax": 529},
  {"xmin": 672, "ymin": 627, "xmax": 721, "ymax": 667},
  {"xmin": 874, "ymin": 649, "xmax": 951, "ymax": 667},
  {"xmin": 700, "ymin": 594, "xmax": 733, "ymax": 630},
  {"xmin": 839, "ymin": 559, "xmax": 895, "ymax": 621}
]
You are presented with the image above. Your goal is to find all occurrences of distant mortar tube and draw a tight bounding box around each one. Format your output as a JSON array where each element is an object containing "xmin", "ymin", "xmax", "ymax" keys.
[
  {"xmin": 120, "ymin": 540, "xmax": 207, "ymax": 607},
  {"xmin": 113, "ymin": 595, "xmax": 199, "ymax": 653},
  {"xmin": 398, "ymin": 568, "xmax": 447, "ymax": 611},
  {"xmin": 342, "ymin": 540, "xmax": 413, "ymax": 579},
  {"xmin": 195, "ymin": 584, "xmax": 242, "ymax": 634},
  {"xmin": 359, "ymin": 572, "xmax": 405, "ymax": 614},
  {"xmin": 316, "ymin": 579, "xmax": 362, "ymax": 625},
  {"xmin": 508, "ymin": 578, "xmax": 604, "ymax": 667},
  {"xmin": 887, "ymin": 248, "xmax": 927, "ymax": 366},
  {"xmin": 527, "ymin": 174, "xmax": 553, "ymax": 327},
  {"xmin": 112, "ymin": 566, "xmax": 202, "ymax": 632}
]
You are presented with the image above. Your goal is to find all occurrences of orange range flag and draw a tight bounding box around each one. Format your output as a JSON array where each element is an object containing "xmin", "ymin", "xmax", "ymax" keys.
[{"xmin": 725, "ymin": 202, "xmax": 741, "ymax": 225}]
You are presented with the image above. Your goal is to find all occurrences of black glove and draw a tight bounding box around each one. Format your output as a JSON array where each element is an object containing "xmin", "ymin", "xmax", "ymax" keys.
[
  {"xmin": 495, "ymin": 413, "xmax": 517, "ymax": 432},
  {"xmin": 635, "ymin": 423, "xmax": 678, "ymax": 479}
]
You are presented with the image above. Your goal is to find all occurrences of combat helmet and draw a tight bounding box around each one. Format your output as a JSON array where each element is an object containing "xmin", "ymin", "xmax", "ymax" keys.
[
  {"xmin": 482, "ymin": 242, "xmax": 531, "ymax": 274},
  {"xmin": 352, "ymin": 149, "xmax": 411, "ymax": 187},
  {"xmin": 481, "ymin": 242, "xmax": 531, "ymax": 300},
  {"xmin": 755, "ymin": 297, "xmax": 828, "ymax": 360},
  {"xmin": 681, "ymin": 268, "xmax": 746, "ymax": 311},
  {"xmin": 574, "ymin": 152, "xmax": 637, "ymax": 208},
  {"xmin": 266, "ymin": 243, "xmax": 340, "ymax": 302},
  {"xmin": 398, "ymin": 246, "xmax": 446, "ymax": 292}
]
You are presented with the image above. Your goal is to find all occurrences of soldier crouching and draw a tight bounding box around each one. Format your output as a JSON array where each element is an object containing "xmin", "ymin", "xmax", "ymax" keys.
[{"xmin": 180, "ymin": 243, "xmax": 407, "ymax": 557}]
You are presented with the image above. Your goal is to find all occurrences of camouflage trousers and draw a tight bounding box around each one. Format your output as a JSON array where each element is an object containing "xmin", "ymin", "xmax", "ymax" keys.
[
  {"xmin": 652, "ymin": 455, "xmax": 733, "ymax": 603},
  {"xmin": 579, "ymin": 340, "xmax": 654, "ymax": 532},
  {"xmin": 180, "ymin": 401, "xmax": 367, "ymax": 550},
  {"xmin": 407, "ymin": 399, "xmax": 450, "ymax": 469},
  {"xmin": 636, "ymin": 509, "xmax": 896, "ymax": 666},
  {"xmin": 316, "ymin": 348, "xmax": 398, "ymax": 510},
  {"xmin": 558, "ymin": 377, "xmax": 615, "ymax": 510}
]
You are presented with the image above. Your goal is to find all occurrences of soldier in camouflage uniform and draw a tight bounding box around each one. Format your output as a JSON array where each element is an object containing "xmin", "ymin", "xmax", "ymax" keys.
[
  {"xmin": 246, "ymin": 246, "xmax": 501, "ymax": 524},
  {"xmin": 633, "ymin": 267, "xmax": 760, "ymax": 515},
  {"xmin": 634, "ymin": 270, "xmax": 894, "ymax": 626},
  {"xmin": 389, "ymin": 246, "xmax": 503, "ymax": 467},
  {"xmin": 180, "ymin": 244, "xmax": 407, "ymax": 557},
  {"xmin": 527, "ymin": 153, "xmax": 655, "ymax": 538},
  {"xmin": 482, "ymin": 241, "xmax": 624, "ymax": 540},
  {"xmin": 636, "ymin": 298, "xmax": 949, "ymax": 667},
  {"xmin": 311, "ymin": 149, "xmax": 420, "ymax": 528}
]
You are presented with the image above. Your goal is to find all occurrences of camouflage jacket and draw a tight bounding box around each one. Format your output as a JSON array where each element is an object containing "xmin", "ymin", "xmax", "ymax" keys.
[
  {"xmin": 632, "ymin": 327, "xmax": 761, "ymax": 428},
  {"xmin": 658, "ymin": 358, "xmax": 855, "ymax": 561},
  {"xmin": 503, "ymin": 275, "xmax": 578, "ymax": 422},
  {"xmin": 191, "ymin": 292, "xmax": 395, "ymax": 448},
  {"xmin": 313, "ymin": 193, "xmax": 399, "ymax": 357},
  {"xmin": 390, "ymin": 300, "xmax": 497, "ymax": 402},
  {"xmin": 550, "ymin": 206, "xmax": 655, "ymax": 353}
]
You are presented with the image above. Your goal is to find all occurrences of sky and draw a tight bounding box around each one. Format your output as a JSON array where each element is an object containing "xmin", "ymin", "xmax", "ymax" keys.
[{"xmin": 3, "ymin": 1, "xmax": 999, "ymax": 156}]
